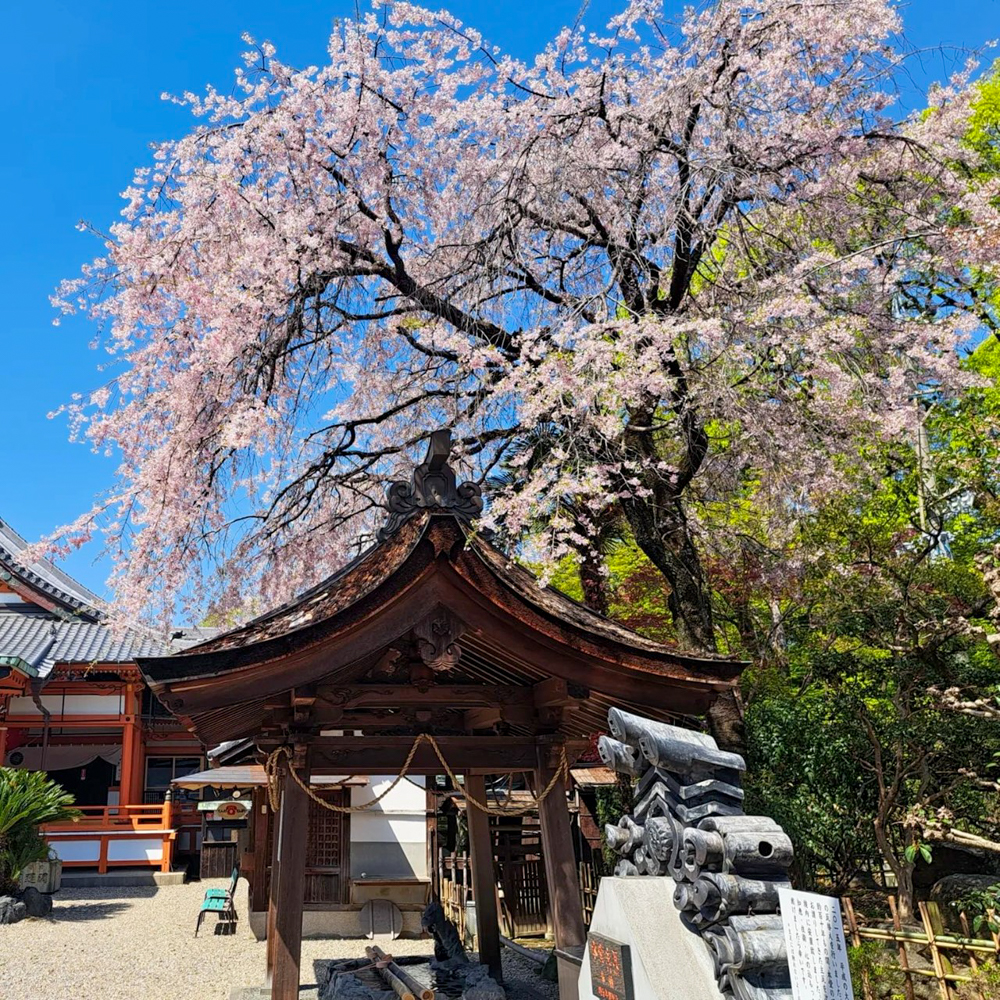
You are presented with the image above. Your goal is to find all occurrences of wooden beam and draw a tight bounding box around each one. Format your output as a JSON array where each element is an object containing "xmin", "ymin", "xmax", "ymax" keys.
[
  {"xmin": 463, "ymin": 707, "xmax": 502, "ymax": 730},
  {"xmin": 303, "ymin": 737, "xmax": 542, "ymax": 774},
  {"xmin": 314, "ymin": 710, "xmax": 463, "ymax": 729},
  {"xmin": 535, "ymin": 741, "xmax": 586, "ymax": 958},
  {"xmin": 465, "ymin": 773, "xmax": 502, "ymax": 982},
  {"xmin": 532, "ymin": 677, "xmax": 570, "ymax": 708},
  {"xmin": 319, "ymin": 685, "xmax": 534, "ymax": 708},
  {"xmin": 271, "ymin": 755, "xmax": 309, "ymax": 1000}
]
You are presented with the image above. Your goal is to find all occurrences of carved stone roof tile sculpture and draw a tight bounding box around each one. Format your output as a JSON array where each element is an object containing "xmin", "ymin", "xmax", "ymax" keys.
[{"xmin": 600, "ymin": 708, "xmax": 794, "ymax": 1000}]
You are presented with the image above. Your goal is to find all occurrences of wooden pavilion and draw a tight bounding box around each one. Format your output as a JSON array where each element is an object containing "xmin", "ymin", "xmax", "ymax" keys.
[{"xmin": 137, "ymin": 432, "xmax": 741, "ymax": 1000}]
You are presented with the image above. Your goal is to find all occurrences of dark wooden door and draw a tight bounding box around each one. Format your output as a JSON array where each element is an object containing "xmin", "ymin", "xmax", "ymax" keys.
[{"xmin": 201, "ymin": 841, "xmax": 239, "ymax": 879}]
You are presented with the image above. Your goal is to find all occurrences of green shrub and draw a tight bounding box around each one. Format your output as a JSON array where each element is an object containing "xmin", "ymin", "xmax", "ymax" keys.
[
  {"xmin": 958, "ymin": 960, "xmax": 1000, "ymax": 1000},
  {"xmin": 847, "ymin": 941, "xmax": 904, "ymax": 1000},
  {"xmin": 0, "ymin": 768, "xmax": 79, "ymax": 893}
]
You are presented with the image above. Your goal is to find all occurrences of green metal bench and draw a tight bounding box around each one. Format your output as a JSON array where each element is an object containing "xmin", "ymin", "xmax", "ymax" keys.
[{"xmin": 195, "ymin": 866, "xmax": 240, "ymax": 937}]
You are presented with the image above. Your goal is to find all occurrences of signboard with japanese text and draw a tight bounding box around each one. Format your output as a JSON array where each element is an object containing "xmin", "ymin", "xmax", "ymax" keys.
[
  {"xmin": 212, "ymin": 801, "xmax": 248, "ymax": 822},
  {"xmin": 588, "ymin": 932, "xmax": 635, "ymax": 1000},
  {"xmin": 778, "ymin": 888, "xmax": 854, "ymax": 1000}
]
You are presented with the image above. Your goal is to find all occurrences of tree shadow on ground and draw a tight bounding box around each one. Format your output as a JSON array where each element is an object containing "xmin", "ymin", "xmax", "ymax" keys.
[
  {"xmin": 58, "ymin": 886, "xmax": 159, "ymax": 901},
  {"xmin": 50, "ymin": 901, "xmax": 133, "ymax": 921}
]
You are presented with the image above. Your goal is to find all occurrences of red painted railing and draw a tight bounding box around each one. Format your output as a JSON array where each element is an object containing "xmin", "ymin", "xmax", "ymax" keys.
[
  {"xmin": 42, "ymin": 801, "xmax": 177, "ymax": 873},
  {"xmin": 45, "ymin": 803, "xmax": 172, "ymax": 831}
]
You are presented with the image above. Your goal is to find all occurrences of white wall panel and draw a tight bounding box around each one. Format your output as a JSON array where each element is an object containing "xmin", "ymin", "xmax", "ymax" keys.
[
  {"xmin": 107, "ymin": 838, "xmax": 163, "ymax": 863},
  {"xmin": 8, "ymin": 694, "xmax": 123, "ymax": 716}
]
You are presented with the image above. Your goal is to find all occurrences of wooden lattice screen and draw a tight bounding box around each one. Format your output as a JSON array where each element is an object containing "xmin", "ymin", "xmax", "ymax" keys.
[{"xmin": 305, "ymin": 790, "xmax": 349, "ymax": 904}]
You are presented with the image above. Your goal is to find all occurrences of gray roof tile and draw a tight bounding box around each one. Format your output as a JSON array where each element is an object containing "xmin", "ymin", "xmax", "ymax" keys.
[
  {"xmin": 0, "ymin": 516, "xmax": 176, "ymax": 680},
  {"xmin": 0, "ymin": 609, "xmax": 165, "ymax": 677},
  {"xmin": 0, "ymin": 518, "xmax": 102, "ymax": 617},
  {"xmin": 0, "ymin": 611, "xmax": 58, "ymax": 673}
]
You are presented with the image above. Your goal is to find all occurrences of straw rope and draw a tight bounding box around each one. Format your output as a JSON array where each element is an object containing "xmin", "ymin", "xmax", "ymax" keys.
[{"xmin": 263, "ymin": 732, "xmax": 569, "ymax": 816}]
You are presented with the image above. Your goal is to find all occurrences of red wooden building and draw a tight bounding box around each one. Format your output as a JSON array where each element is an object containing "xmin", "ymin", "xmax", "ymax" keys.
[{"xmin": 0, "ymin": 517, "xmax": 208, "ymax": 871}]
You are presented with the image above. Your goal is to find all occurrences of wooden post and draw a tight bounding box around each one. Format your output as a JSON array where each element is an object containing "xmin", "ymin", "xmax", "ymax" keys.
[
  {"xmin": 535, "ymin": 742, "xmax": 586, "ymax": 948},
  {"xmin": 920, "ymin": 901, "xmax": 954, "ymax": 1000},
  {"xmin": 119, "ymin": 684, "xmax": 143, "ymax": 805},
  {"xmin": 535, "ymin": 741, "xmax": 586, "ymax": 1000},
  {"xmin": 465, "ymin": 773, "xmax": 502, "ymax": 982},
  {"xmin": 271, "ymin": 751, "xmax": 309, "ymax": 1000},
  {"xmin": 250, "ymin": 788, "xmax": 270, "ymax": 914},
  {"xmin": 0, "ymin": 726, "xmax": 7, "ymax": 763},
  {"xmin": 843, "ymin": 898, "xmax": 873, "ymax": 1000},
  {"xmin": 160, "ymin": 789, "xmax": 174, "ymax": 873},
  {"xmin": 266, "ymin": 772, "xmax": 283, "ymax": 985},
  {"xmin": 888, "ymin": 895, "xmax": 917, "ymax": 1000}
]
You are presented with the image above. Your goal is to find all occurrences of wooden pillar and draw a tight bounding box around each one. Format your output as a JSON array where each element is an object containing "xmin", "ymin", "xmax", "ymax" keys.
[
  {"xmin": 250, "ymin": 787, "xmax": 270, "ymax": 914},
  {"xmin": 271, "ymin": 751, "xmax": 309, "ymax": 1000},
  {"xmin": 536, "ymin": 740, "xmax": 586, "ymax": 1000},
  {"xmin": 265, "ymin": 772, "xmax": 283, "ymax": 984},
  {"xmin": 0, "ymin": 725, "xmax": 7, "ymax": 763},
  {"xmin": 119, "ymin": 684, "xmax": 143, "ymax": 805},
  {"xmin": 465, "ymin": 773, "xmax": 502, "ymax": 981}
]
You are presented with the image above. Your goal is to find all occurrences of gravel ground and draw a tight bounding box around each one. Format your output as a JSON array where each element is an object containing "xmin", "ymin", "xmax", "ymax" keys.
[{"xmin": 0, "ymin": 880, "xmax": 558, "ymax": 1000}]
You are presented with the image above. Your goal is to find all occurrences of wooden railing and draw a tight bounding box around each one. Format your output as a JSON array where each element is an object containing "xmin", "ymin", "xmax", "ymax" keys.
[
  {"xmin": 42, "ymin": 801, "xmax": 177, "ymax": 874},
  {"xmin": 438, "ymin": 850, "xmax": 603, "ymax": 939},
  {"xmin": 441, "ymin": 873, "xmax": 471, "ymax": 943},
  {"xmin": 44, "ymin": 803, "xmax": 172, "ymax": 831}
]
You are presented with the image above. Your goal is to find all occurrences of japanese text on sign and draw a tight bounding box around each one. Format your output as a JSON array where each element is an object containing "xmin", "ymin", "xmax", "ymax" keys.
[
  {"xmin": 588, "ymin": 932, "xmax": 634, "ymax": 1000},
  {"xmin": 778, "ymin": 888, "xmax": 854, "ymax": 1000}
]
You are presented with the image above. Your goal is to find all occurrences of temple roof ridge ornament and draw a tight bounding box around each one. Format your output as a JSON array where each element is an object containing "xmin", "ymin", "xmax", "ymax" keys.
[{"xmin": 378, "ymin": 429, "xmax": 484, "ymax": 541}]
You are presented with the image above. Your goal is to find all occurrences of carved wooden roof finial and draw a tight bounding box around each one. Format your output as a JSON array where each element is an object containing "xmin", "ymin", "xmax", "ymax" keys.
[{"xmin": 378, "ymin": 429, "xmax": 484, "ymax": 540}]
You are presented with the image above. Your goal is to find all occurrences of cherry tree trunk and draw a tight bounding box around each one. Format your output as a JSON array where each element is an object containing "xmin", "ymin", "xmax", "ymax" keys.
[
  {"xmin": 896, "ymin": 865, "xmax": 916, "ymax": 924},
  {"xmin": 620, "ymin": 492, "xmax": 745, "ymax": 752},
  {"xmin": 578, "ymin": 549, "xmax": 610, "ymax": 617}
]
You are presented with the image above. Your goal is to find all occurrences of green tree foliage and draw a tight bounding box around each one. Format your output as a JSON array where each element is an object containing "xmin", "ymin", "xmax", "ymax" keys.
[
  {"xmin": 741, "ymin": 334, "xmax": 1000, "ymax": 918},
  {"xmin": 546, "ymin": 64, "xmax": 1000, "ymax": 911}
]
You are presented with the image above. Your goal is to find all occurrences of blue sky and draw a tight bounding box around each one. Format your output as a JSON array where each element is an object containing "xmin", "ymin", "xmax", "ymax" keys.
[{"xmin": 2, "ymin": 0, "xmax": 997, "ymax": 597}]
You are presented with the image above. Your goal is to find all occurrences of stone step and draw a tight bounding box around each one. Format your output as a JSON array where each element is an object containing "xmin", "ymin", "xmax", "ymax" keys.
[{"xmin": 60, "ymin": 867, "xmax": 186, "ymax": 888}]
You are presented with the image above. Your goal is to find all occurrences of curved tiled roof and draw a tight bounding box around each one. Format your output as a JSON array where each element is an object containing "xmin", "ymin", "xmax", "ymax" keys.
[
  {"xmin": 0, "ymin": 518, "xmax": 166, "ymax": 679},
  {"xmin": 0, "ymin": 607, "xmax": 164, "ymax": 678},
  {"xmin": 174, "ymin": 513, "xmax": 733, "ymax": 671},
  {"xmin": 0, "ymin": 519, "xmax": 102, "ymax": 618}
]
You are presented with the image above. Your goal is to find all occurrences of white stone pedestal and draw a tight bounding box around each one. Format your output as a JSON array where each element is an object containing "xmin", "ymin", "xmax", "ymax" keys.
[{"xmin": 578, "ymin": 878, "xmax": 720, "ymax": 1000}]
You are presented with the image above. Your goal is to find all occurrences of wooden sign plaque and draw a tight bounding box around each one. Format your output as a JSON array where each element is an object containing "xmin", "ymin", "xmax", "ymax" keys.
[{"xmin": 588, "ymin": 932, "xmax": 634, "ymax": 1000}]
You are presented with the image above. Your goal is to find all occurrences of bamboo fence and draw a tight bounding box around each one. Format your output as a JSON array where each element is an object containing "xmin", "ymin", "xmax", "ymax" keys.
[{"xmin": 843, "ymin": 897, "xmax": 1000, "ymax": 1000}]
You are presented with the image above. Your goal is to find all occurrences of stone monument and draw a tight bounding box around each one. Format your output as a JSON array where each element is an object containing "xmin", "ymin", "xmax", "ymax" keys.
[{"xmin": 579, "ymin": 708, "xmax": 794, "ymax": 1000}]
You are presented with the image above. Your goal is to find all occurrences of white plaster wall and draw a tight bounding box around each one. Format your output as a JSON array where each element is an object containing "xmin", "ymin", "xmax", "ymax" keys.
[
  {"xmin": 106, "ymin": 838, "xmax": 163, "ymax": 863},
  {"xmin": 48, "ymin": 832, "xmax": 166, "ymax": 864},
  {"xmin": 350, "ymin": 775, "xmax": 427, "ymax": 879},
  {"xmin": 48, "ymin": 839, "xmax": 101, "ymax": 863},
  {"xmin": 8, "ymin": 694, "xmax": 124, "ymax": 716}
]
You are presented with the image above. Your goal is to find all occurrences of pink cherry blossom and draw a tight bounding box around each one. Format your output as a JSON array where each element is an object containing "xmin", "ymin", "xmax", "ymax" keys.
[{"xmin": 47, "ymin": 0, "xmax": 997, "ymax": 633}]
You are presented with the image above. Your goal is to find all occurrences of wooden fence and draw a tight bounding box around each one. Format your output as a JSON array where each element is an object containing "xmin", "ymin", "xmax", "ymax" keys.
[
  {"xmin": 843, "ymin": 897, "xmax": 1000, "ymax": 1000},
  {"xmin": 579, "ymin": 861, "xmax": 600, "ymax": 927},
  {"xmin": 438, "ymin": 849, "xmax": 602, "ymax": 940}
]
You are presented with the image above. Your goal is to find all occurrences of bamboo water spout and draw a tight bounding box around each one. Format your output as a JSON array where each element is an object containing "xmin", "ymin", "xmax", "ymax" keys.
[{"xmin": 366, "ymin": 947, "xmax": 435, "ymax": 1000}]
